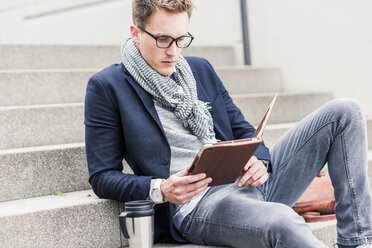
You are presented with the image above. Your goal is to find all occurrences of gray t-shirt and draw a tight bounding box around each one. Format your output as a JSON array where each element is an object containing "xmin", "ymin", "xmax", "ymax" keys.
[
  {"xmin": 154, "ymin": 101, "xmax": 204, "ymax": 176},
  {"xmin": 154, "ymin": 100, "xmax": 211, "ymax": 230}
]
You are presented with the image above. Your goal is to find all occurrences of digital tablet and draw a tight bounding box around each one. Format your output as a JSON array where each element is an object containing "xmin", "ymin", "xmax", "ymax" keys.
[{"xmin": 188, "ymin": 94, "xmax": 278, "ymax": 186}]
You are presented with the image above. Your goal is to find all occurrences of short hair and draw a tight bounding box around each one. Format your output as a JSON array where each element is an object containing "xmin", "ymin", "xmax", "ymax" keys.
[{"xmin": 132, "ymin": 0, "xmax": 194, "ymax": 28}]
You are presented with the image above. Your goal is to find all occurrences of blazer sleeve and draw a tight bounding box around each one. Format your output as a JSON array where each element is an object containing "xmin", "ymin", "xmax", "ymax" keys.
[{"xmin": 84, "ymin": 74, "xmax": 152, "ymax": 202}]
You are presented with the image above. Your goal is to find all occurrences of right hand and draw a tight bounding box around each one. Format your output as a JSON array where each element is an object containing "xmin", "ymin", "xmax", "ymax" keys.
[{"xmin": 160, "ymin": 165, "xmax": 212, "ymax": 204}]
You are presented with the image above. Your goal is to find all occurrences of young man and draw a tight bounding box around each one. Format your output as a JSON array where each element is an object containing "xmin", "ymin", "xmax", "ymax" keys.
[{"xmin": 84, "ymin": 0, "xmax": 372, "ymax": 247}]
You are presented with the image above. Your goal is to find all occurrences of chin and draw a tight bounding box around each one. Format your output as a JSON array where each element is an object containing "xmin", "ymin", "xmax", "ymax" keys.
[{"xmin": 158, "ymin": 68, "xmax": 174, "ymax": 76}]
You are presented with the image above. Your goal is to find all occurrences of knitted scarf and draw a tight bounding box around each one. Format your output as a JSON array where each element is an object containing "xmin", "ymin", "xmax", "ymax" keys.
[{"xmin": 121, "ymin": 38, "xmax": 216, "ymax": 144}]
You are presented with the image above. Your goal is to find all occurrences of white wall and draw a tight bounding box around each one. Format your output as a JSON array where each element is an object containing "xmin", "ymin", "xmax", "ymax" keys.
[
  {"xmin": 0, "ymin": 0, "xmax": 242, "ymax": 47},
  {"xmin": 248, "ymin": 0, "xmax": 372, "ymax": 115},
  {"xmin": 1, "ymin": 0, "xmax": 371, "ymax": 114},
  {"xmin": 0, "ymin": 0, "xmax": 133, "ymax": 45}
]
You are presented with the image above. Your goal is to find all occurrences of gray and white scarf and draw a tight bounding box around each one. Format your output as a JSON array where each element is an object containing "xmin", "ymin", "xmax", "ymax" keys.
[{"xmin": 121, "ymin": 38, "xmax": 216, "ymax": 144}]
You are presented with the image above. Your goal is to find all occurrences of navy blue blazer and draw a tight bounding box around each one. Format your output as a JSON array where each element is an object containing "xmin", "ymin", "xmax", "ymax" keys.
[{"xmin": 84, "ymin": 57, "xmax": 271, "ymax": 243}]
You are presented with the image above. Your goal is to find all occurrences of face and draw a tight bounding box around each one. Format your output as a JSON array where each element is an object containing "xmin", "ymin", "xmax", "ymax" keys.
[{"xmin": 131, "ymin": 8, "xmax": 190, "ymax": 76}]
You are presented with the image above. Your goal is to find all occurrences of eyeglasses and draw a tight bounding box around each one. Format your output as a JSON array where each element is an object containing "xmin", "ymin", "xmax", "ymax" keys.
[{"xmin": 137, "ymin": 26, "xmax": 194, "ymax": 49}]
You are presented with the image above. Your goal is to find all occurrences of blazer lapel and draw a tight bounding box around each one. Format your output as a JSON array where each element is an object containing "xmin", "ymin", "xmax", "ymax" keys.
[
  {"xmin": 124, "ymin": 73, "xmax": 167, "ymax": 138},
  {"xmin": 195, "ymin": 77, "xmax": 227, "ymax": 141}
]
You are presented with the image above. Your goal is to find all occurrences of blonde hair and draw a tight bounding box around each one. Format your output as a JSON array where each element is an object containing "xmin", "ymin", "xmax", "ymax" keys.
[{"xmin": 132, "ymin": 0, "xmax": 194, "ymax": 27}]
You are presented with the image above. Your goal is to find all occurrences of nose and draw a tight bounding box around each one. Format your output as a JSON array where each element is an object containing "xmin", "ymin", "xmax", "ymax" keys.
[{"xmin": 165, "ymin": 41, "xmax": 178, "ymax": 56}]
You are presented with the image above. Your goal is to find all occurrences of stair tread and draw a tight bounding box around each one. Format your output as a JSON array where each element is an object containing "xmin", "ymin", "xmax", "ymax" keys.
[
  {"xmin": 0, "ymin": 44, "xmax": 235, "ymax": 69},
  {"xmin": 0, "ymin": 190, "xmax": 101, "ymax": 217},
  {"xmin": 0, "ymin": 91, "xmax": 330, "ymax": 109},
  {"xmin": 0, "ymin": 67, "xmax": 283, "ymax": 106},
  {"xmin": 0, "ymin": 142, "xmax": 84, "ymax": 155},
  {"xmin": 0, "ymin": 102, "xmax": 83, "ymax": 110},
  {"xmin": 0, "ymin": 189, "xmax": 121, "ymax": 248},
  {"xmin": 231, "ymin": 90, "xmax": 331, "ymax": 98}
]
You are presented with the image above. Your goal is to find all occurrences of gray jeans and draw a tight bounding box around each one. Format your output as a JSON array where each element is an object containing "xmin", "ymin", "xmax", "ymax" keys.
[{"xmin": 179, "ymin": 99, "xmax": 372, "ymax": 247}]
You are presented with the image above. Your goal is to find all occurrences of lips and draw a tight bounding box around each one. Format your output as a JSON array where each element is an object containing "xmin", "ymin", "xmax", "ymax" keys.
[{"xmin": 162, "ymin": 60, "xmax": 176, "ymax": 66}]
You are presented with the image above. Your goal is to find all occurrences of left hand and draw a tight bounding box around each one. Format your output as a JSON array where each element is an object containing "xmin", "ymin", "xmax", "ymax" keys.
[{"xmin": 237, "ymin": 155, "xmax": 269, "ymax": 187}]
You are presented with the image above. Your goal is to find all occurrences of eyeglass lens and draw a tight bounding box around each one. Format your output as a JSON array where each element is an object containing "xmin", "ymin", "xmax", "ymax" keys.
[{"xmin": 157, "ymin": 36, "xmax": 192, "ymax": 48}]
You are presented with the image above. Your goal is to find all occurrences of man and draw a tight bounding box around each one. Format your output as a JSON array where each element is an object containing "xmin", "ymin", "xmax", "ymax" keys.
[{"xmin": 84, "ymin": 0, "xmax": 372, "ymax": 247}]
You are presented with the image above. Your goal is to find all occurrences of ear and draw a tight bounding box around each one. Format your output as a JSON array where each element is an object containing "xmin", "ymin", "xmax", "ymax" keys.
[{"xmin": 130, "ymin": 26, "xmax": 140, "ymax": 44}]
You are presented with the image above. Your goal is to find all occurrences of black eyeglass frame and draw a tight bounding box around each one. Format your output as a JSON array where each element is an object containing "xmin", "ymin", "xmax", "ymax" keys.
[{"xmin": 137, "ymin": 26, "xmax": 194, "ymax": 49}]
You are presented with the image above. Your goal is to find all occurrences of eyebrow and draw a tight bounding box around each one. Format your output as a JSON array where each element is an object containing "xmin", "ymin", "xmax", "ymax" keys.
[{"xmin": 153, "ymin": 32, "xmax": 189, "ymax": 37}]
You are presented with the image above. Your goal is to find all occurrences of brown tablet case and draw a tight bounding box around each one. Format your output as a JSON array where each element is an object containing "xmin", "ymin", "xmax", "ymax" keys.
[{"xmin": 188, "ymin": 94, "xmax": 278, "ymax": 186}]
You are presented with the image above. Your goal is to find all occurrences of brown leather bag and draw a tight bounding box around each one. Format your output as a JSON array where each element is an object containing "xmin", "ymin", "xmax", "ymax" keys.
[{"xmin": 292, "ymin": 171, "xmax": 336, "ymax": 222}]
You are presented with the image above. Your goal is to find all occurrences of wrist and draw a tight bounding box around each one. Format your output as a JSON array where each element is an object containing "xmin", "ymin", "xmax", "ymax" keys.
[
  {"xmin": 159, "ymin": 179, "xmax": 165, "ymax": 200},
  {"xmin": 149, "ymin": 179, "xmax": 166, "ymax": 204},
  {"xmin": 260, "ymin": 159, "xmax": 271, "ymax": 172}
]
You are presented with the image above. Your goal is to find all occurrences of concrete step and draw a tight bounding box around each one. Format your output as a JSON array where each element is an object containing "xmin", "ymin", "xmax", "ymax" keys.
[
  {"xmin": 0, "ymin": 143, "xmax": 133, "ymax": 202},
  {"xmin": 0, "ymin": 143, "xmax": 89, "ymax": 202},
  {"xmin": 216, "ymin": 67, "xmax": 283, "ymax": 95},
  {"xmin": 0, "ymin": 67, "xmax": 282, "ymax": 106},
  {"xmin": 0, "ymin": 44, "xmax": 234, "ymax": 70},
  {"xmin": 235, "ymin": 91, "xmax": 333, "ymax": 126},
  {"xmin": 0, "ymin": 92, "xmax": 334, "ymax": 149},
  {"xmin": 0, "ymin": 189, "xmax": 338, "ymax": 248},
  {"xmin": 0, "ymin": 103, "xmax": 84, "ymax": 149},
  {"xmin": 309, "ymin": 220, "xmax": 337, "ymax": 247},
  {"xmin": 0, "ymin": 44, "xmax": 118, "ymax": 70},
  {"xmin": 182, "ymin": 47, "xmax": 235, "ymax": 66},
  {"xmin": 0, "ymin": 69, "xmax": 93, "ymax": 106},
  {"xmin": 0, "ymin": 190, "xmax": 123, "ymax": 248},
  {"xmin": 264, "ymin": 122, "xmax": 294, "ymax": 148},
  {"xmin": 264, "ymin": 114, "xmax": 372, "ymax": 150}
]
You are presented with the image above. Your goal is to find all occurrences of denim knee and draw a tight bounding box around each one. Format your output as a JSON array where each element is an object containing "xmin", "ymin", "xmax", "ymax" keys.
[
  {"xmin": 266, "ymin": 204, "xmax": 308, "ymax": 241},
  {"xmin": 325, "ymin": 98, "xmax": 364, "ymax": 125}
]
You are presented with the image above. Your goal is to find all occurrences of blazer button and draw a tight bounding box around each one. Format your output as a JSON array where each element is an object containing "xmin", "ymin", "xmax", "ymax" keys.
[{"xmin": 161, "ymin": 158, "xmax": 169, "ymax": 165}]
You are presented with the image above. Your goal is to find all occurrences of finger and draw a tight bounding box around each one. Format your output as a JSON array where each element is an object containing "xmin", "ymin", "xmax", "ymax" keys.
[
  {"xmin": 177, "ymin": 164, "xmax": 207, "ymax": 182},
  {"xmin": 248, "ymin": 172, "xmax": 269, "ymax": 187},
  {"xmin": 244, "ymin": 167, "xmax": 268, "ymax": 187},
  {"xmin": 238, "ymin": 161, "xmax": 261, "ymax": 187},
  {"xmin": 177, "ymin": 183, "xmax": 210, "ymax": 204},
  {"xmin": 244, "ymin": 155, "xmax": 258, "ymax": 170},
  {"xmin": 174, "ymin": 164, "xmax": 207, "ymax": 183},
  {"xmin": 166, "ymin": 176, "xmax": 211, "ymax": 203},
  {"xmin": 180, "ymin": 172, "xmax": 208, "ymax": 185},
  {"xmin": 184, "ymin": 177, "xmax": 212, "ymax": 194},
  {"xmin": 167, "ymin": 172, "xmax": 208, "ymax": 192}
]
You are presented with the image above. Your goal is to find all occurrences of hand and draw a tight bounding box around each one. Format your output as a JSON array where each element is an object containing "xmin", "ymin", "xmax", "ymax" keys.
[
  {"xmin": 160, "ymin": 165, "xmax": 212, "ymax": 204},
  {"xmin": 237, "ymin": 155, "xmax": 269, "ymax": 187}
]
